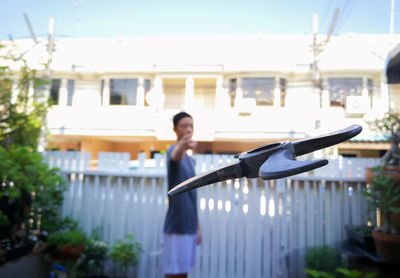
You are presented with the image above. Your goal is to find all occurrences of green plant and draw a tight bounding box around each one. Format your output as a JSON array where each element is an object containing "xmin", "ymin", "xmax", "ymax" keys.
[
  {"xmin": 305, "ymin": 246, "xmax": 343, "ymax": 275},
  {"xmin": 353, "ymin": 225, "xmax": 373, "ymax": 236},
  {"xmin": 0, "ymin": 145, "xmax": 65, "ymax": 240},
  {"xmin": 0, "ymin": 43, "xmax": 65, "ymax": 246},
  {"xmin": 46, "ymin": 218, "xmax": 90, "ymax": 278},
  {"xmin": 362, "ymin": 166, "xmax": 400, "ymax": 234},
  {"xmin": 77, "ymin": 231, "xmax": 109, "ymax": 276},
  {"xmin": 48, "ymin": 217, "xmax": 88, "ymax": 248},
  {"xmin": 0, "ymin": 210, "xmax": 10, "ymax": 236},
  {"xmin": 48, "ymin": 230, "xmax": 88, "ymax": 248},
  {"xmin": 336, "ymin": 268, "xmax": 376, "ymax": 278},
  {"xmin": 374, "ymin": 112, "xmax": 400, "ymax": 167},
  {"xmin": 0, "ymin": 45, "xmax": 50, "ymax": 149},
  {"xmin": 109, "ymin": 234, "xmax": 142, "ymax": 270},
  {"xmin": 305, "ymin": 267, "xmax": 376, "ymax": 278},
  {"xmin": 160, "ymin": 144, "xmax": 170, "ymax": 155}
]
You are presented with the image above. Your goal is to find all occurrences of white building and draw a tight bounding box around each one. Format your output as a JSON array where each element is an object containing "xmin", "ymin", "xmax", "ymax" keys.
[{"xmin": 1, "ymin": 34, "xmax": 399, "ymax": 163}]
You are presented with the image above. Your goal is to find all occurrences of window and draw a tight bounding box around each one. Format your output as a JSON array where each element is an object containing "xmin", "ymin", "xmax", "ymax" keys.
[
  {"xmin": 50, "ymin": 79, "xmax": 61, "ymax": 105},
  {"xmin": 34, "ymin": 79, "xmax": 47, "ymax": 99},
  {"xmin": 110, "ymin": 79, "xmax": 138, "ymax": 105},
  {"xmin": 242, "ymin": 77, "xmax": 275, "ymax": 106},
  {"xmin": 34, "ymin": 79, "xmax": 61, "ymax": 104},
  {"xmin": 328, "ymin": 78, "xmax": 362, "ymax": 106},
  {"xmin": 67, "ymin": 80, "xmax": 74, "ymax": 106}
]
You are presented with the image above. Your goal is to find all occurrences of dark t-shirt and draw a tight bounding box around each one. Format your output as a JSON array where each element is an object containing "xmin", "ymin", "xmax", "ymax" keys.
[{"xmin": 163, "ymin": 145, "xmax": 198, "ymax": 234}]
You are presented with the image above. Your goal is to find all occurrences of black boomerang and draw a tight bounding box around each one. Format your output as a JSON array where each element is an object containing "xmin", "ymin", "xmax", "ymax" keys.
[{"xmin": 168, "ymin": 125, "xmax": 362, "ymax": 196}]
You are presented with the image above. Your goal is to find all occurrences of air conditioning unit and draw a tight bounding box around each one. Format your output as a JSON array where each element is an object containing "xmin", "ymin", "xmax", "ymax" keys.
[{"xmin": 345, "ymin": 96, "xmax": 370, "ymax": 115}]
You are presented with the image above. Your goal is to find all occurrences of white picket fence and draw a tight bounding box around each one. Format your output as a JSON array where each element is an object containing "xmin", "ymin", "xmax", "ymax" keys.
[
  {"xmin": 42, "ymin": 151, "xmax": 380, "ymax": 278},
  {"xmin": 42, "ymin": 151, "xmax": 380, "ymax": 179}
]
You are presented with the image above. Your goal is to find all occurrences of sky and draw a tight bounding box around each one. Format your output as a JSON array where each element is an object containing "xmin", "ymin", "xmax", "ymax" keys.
[{"xmin": 0, "ymin": 0, "xmax": 398, "ymax": 40}]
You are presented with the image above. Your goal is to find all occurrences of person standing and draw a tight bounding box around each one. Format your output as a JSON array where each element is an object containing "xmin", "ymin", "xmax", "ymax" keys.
[{"xmin": 163, "ymin": 112, "xmax": 202, "ymax": 278}]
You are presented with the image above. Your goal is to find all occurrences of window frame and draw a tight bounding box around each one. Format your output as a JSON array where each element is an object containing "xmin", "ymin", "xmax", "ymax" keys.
[
  {"xmin": 241, "ymin": 77, "xmax": 276, "ymax": 106},
  {"xmin": 109, "ymin": 78, "xmax": 139, "ymax": 105},
  {"xmin": 327, "ymin": 77, "xmax": 363, "ymax": 107}
]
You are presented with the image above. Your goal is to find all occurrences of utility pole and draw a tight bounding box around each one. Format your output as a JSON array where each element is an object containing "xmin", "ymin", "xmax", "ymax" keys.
[
  {"xmin": 312, "ymin": 13, "xmax": 319, "ymax": 84},
  {"xmin": 38, "ymin": 16, "xmax": 55, "ymax": 152},
  {"xmin": 312, "ymin": 14, "xmax": 322, "ymax": 107},
  {"xmin": 311, "ymin": 8, "xmax": 340, "ymax": 108},
  {"xmin": 46, "ymin": 16, "xmax": 55, "ymax": 85}
]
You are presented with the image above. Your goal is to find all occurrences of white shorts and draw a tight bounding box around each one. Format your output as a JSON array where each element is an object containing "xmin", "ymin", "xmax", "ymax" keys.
[{"xmin": 162, "ymin": 233, "xmax": 197, "ymax": 274}]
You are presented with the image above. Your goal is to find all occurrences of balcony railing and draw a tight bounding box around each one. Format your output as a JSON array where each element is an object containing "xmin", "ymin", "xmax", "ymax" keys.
[{"xmin": 46, "ymin": 105, "xmax": 374, "ymax": 141}]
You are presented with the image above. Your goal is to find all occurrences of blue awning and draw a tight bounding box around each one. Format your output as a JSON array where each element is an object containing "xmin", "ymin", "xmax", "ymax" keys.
[{"xmin": 386, "ymin": 43, "xmax": 400, "ymax": 84}]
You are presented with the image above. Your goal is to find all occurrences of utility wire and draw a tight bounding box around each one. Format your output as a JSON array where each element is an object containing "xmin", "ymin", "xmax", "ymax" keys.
[
  {"xmin": 334, "ymin": 0, "xmax": 358, "ymax": 34},
  {"xmin": 23, "ymin": 13, "xmax": 38, "ymax": 44},
  {"xmin": 321, "ymin": 0, "xmax": 337, "ymax": 34}
]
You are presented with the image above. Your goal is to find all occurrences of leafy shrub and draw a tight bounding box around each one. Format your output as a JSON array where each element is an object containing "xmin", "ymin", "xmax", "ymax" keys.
[
  {"xmin": 0, "ymin": 210, "xmax": 10, "ymax": 235},
  {"xmin": 362, "ymin": 166, "xmax": 400, "ymax": 234},
  {"xmin": 0, "ymin": 146, "xmax": 65, "ymax": 238},
  {"xmin": 78, "ymin": 234, "xmax": 109, "ymax": 275},
  {"xmin": 109, "ymin": 234, "xmax": 142, "ymax": 270},
  {"xmin": 305, "ymin": 267, "xmax": 376, "ymax": 278},
  {"xmin": 305, "ymin": 246, "xmax": 342, "ymax": 274},
  {"xmin": 48, "ymin": 230, "xmax": 88, "ymax": 248}
]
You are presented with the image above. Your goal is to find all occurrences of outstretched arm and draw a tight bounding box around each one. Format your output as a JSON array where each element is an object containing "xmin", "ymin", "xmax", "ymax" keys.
[{"xmin": 170, "ymin": 134, "xmax": 197, "ymax": 162}]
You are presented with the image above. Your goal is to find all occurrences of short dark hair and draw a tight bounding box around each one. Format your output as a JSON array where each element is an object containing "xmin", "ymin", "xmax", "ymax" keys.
[{"xmin": 173, "ymin": 112, "xmax": 192, "ymax": 128}]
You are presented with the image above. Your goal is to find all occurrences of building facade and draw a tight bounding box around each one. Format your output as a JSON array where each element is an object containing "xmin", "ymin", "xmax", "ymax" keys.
[{"xmin": 1, "ymin": 34, "xmax": 399, "ymax": 163}]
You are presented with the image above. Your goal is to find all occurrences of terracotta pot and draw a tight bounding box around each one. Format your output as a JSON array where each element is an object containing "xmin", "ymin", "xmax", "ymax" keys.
[
  {"xmin": 50, "ymin": 244, "xmax": 83, "ymax": 262},
  {"xmin": 372, "ymin": 230, "xmax": 400, "ymax": 262}
]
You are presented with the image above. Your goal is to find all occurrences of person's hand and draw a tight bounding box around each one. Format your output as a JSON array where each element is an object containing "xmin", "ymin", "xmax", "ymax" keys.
[
  {"xmin": 187, "ymin": 140, "xmax": 197, "ymax": 150},
  {"xmin": 171, "ymin": 133, "xmax": 197, "ymax": 161},
  {"xmin": 178, "ymin": 133, "xmax": 197, "ymax": 151}
]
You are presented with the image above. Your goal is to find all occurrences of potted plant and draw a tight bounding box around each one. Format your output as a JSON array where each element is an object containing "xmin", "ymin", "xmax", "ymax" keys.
[
  {"xmin": 363, "ymin": 112, "xmax": 400, "ymax": 262},
  {"xmin": 48, "ymin": 217, "xmax": 88, "ymax": 262},
  {"xmin": 109, "ymin": 234, "xmax": 142, "ymax": 277},
  {"xmin": 363, "ymin": 166, "xmax": 400, "ymax": 262},
  {"xmin": 48, "ymin": 227, "xmax": 87, "ymax": 278},
  {"xmin": 49, "ymin": 230, "xmax": 87, "ymax": 261}
]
